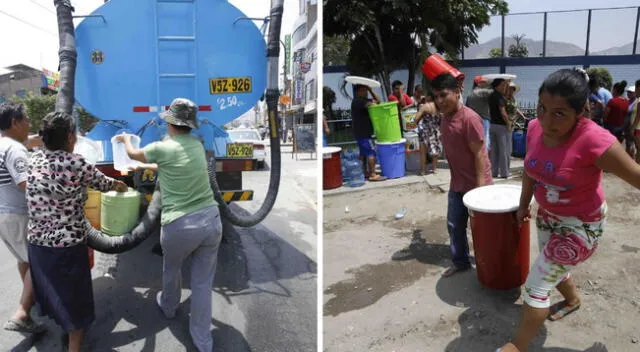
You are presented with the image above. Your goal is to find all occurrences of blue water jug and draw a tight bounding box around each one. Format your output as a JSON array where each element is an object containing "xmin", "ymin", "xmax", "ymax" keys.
[
  {"xmin": 346, "ymin": 159, "xmax": 365, "ymax": 187},
  {"xmin": 341, "ymin": 151, "xmax": 351, "ymax": 184}
]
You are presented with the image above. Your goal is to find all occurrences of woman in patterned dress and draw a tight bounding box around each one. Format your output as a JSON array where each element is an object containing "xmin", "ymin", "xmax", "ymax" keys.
[
  {"xmin": 26, "ymin": 112, "xmax": 127, "ymax": 352},
  {"xmin": 414, "ymin": 97, "xmax": 442, "ymax": 175}
]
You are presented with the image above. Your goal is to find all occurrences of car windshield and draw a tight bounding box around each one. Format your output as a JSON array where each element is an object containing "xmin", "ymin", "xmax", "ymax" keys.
[{"xmin": 228, "ymin": 131, "xmax": 261, "ymax": 141}]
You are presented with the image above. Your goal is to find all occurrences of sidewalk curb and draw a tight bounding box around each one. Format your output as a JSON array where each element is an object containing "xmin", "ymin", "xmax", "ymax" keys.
[
  {"xmin": 323, "ymin": 176, "xmax": 427, "ymax": 197},
  {"xmin": 323, "ymin": 164, "xmax": 525, "ymax": 197}
]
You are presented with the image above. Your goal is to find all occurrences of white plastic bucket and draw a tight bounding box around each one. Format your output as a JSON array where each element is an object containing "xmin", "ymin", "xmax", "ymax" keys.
[
  {"xmin": 463, "ymin": 184, "xmax": 522, "ymax": 213},
  {"xmin": 404, "ymin": 131, "xmax": 420, "ymax": 151},
  {"xmin": 74, "ymin": 136, "xmax": 103, "ymax": 164},
  {"xmin": 111, "ymin": 134, "xmax": 141, "ymax": 175}
]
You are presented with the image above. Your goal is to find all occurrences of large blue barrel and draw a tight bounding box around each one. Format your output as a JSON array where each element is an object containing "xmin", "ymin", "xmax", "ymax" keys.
[
  {"xmin": 512, "ymin": 130, "xmax": 526, "ymax": 158},
  {"xmin": 376, "ymin": 139, "xmax": 406, "ymax": 179}
]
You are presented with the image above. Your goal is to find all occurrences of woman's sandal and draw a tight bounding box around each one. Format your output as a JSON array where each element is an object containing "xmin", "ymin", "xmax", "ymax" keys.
[
  {"xmin": 548, "ymin": 301, "xmax": 581, "ymax": 321},
  {"xmin": 3, "ymin": 318, "xmax": 45, "ymax": 334}
]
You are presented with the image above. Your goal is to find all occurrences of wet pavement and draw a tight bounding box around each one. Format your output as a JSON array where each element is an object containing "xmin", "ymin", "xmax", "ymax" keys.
[
  {"xmin": 324, "ymin": 171, "xmax": 638, "ymax": 351},
  {"xmin": 0, "ymin": 146, "xmax": 317, "ymax": 351}
]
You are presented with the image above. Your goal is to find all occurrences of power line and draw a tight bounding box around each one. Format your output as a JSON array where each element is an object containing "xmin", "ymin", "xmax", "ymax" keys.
[
  {"xmin": 29, "ymin": 0, "xmax": 56, "ymax": 15},
  {"xmin": 0, "ymin": 8, "xmax": 57, "ymax": 37}
]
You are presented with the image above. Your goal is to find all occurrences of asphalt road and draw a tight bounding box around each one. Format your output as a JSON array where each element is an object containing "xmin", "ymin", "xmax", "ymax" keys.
[{"xmin": 0, "ymin": 145, "xmax": 318, "ymax": 351}]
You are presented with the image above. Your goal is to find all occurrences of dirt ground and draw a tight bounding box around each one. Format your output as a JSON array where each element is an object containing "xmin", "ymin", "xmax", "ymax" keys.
[{"xmin": 323, "ymin": 174, "xmax": 640, "ymax": 352}]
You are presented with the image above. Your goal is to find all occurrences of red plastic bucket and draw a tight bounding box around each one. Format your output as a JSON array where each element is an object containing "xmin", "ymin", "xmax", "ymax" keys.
[
  {"xmin": 322, "ymin": 147, "xmax": 343, "ymax": 190},
  {"xmin": 463, "ymin": 185, "xmax": 530, "ymax": 290},
  {"xmin": 421, "ymin": 54, "xmax": 465, "ymax": 81}
]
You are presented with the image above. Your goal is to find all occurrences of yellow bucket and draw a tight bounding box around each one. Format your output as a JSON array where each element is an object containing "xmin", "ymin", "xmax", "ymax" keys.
[{"xmin": 85, "ymin": 188, "xmax": 101, "ymax": 229}]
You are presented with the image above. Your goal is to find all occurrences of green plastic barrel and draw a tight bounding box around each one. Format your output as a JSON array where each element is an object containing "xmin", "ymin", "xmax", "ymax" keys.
[
  {"xmin": 368, "ymin": 102, "xmax": 402, "ymax": 142},
  {"xmin": 100, "ymin": 188, "xmax": 140, "ymax": 236}
]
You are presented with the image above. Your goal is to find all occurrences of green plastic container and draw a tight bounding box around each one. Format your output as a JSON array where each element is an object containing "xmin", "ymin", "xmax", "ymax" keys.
[
  {"xmin": 101, "ymin": 188, "xmax": 140, "ymax": 236},
  {"xmin": 368, "ymin": 102, "xmax": 402, "ymax": 142}
]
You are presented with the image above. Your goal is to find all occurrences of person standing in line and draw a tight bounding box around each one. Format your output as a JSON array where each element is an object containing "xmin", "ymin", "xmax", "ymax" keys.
[
  {"xmin": 430, "ymin": 73, "xmax": 492, "ymax": 277},
  {"xmin": 388, "ymin": 80, "xmax": 415, "ymax": 135},
  {"xmin": 588, "ymin": 75, "xmax": 613, "ymax": 126},
  {"xmin": 603, "ymin": 81, "xmax": 630, "ymax": 142},
  {"xmin": 0, "ymin": 102, "xmax": 45, "ymax": 334},
  {"xmin": 351, "ymin": 84, "xmax": 386, "ymax": 181},
  {"xmin": 466, "ymin": 76, "xmax": 493, "ymax": 151},
  {"xmin": 27, "ymin": 112, "xmax": 128, "ymax": 352},
  {"xmin": 624, "ymin": 85, "xmax": 637, "ymax": 157},
  {"xmin": 322, "ymin": 113, "xmax": 330, "ymax": 147},
  {"xmin": 388, "ymin": 80, "xmax": 415, "ymax": 110},
  {"xmin": 414, "ymin": 96, "xmax": 441, "ymax": 175},
  {"xmin": 413, "ymin": 84, "xmax": 428, "ymax": 108},
  {"xmin": 489, "ymin": 78, "xmax": 512, "ymax": 178},
  {"xmin": 116, "ymin": 98, "xmax": 223, "ymax": 352}
]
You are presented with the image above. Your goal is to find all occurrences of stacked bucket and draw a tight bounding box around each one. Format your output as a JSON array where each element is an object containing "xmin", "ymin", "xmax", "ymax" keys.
[{"xmin": 368, "ymin": 102, "xmax": 406, "ymax": 178}]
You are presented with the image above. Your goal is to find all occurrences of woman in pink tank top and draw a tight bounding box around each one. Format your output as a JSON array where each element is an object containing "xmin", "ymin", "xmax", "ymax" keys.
[{"xmin": 499, "ymin": 69, "xmax": 640, "ymax": 352}]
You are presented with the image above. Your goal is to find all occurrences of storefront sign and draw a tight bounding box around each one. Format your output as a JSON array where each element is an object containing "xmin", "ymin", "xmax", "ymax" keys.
[
  {"xmin": 42, "ymin": 68, "xmax": 59, "ymax": 91},
  {"xmin": 294, "ymin": 79, "xmax": 303, "ymax": 105},
  {"xmin": 284, "ymin": 35, "xmax": 291, "ymax": 76},
  {"xmin": 300, "ymin": 62, "xmax": 311, "ymax": 74}
]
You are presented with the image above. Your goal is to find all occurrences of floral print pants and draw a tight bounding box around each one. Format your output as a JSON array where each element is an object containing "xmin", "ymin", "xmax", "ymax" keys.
[{"xmin": 523, "ymin": 203, "xmax": 607, "ymax": 308}]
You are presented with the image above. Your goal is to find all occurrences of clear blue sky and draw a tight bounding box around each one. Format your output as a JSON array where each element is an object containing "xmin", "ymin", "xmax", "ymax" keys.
[{"xmin": 476, "ymin": 0, "xmax": 640, "ymax": 51}]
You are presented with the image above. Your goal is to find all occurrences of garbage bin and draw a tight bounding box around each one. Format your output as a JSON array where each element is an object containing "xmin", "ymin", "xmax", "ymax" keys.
[{"xmin": 463, "ymin": 185, "xmax": 530, "ymax": 290}]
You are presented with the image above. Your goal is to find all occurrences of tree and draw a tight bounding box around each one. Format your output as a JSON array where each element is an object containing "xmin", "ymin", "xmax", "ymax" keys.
[
  {"xmin": 324, "ymin": 0, "xmax": 509, "ymax": 96},
  {"xmin": 489, "ymin": 48, "xmax": 503, "ymax": 58},
  {"xmin": 323, "ymin": 35, "xmax": 350, "ymax": 66},
  {"xmin": 11, "ymin": 93, "xmax": 99, "ymax": 134},
  {"xmin": 508, "ymin": 34, "xmax": 528, "ymax": 58},
  {"xmin": 587, "ymin": 67, "xmax": 613, "ymax": 91}
]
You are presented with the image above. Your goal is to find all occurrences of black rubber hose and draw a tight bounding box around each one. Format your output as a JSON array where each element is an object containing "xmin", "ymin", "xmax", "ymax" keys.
[
  {"xmin": 53, "ymin": 0, "xmax": 160, "ymax": 253},
  {"xmin": 210, "ymin": 0, "xmax": 284, "ymax": 228},
  {"xmin": 85, "ymin": 186, "xmax": 162, "ymax": 254}
]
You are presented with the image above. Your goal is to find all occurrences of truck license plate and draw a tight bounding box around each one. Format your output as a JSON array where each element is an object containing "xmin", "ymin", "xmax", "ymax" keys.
[
  {"xmin": 209, "ymin": 77, "xmax": 252, "ymax": 95},
  {"xmin": 226, "ymin": 143, "xmax": 253, "ymax": 158}
]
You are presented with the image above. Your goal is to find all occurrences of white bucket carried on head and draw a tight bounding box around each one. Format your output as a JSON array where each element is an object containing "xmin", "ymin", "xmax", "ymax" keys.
[{"xmin": 111, "ymin": 134, "xmax": 141, "ymax": 175}]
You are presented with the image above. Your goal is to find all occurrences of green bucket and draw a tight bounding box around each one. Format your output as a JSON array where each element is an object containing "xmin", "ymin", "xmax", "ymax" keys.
[
  {"xmin": 100, "ymin": 188, "xmax": 140, "ymax": 236},
  {"xmin": 368, "ymin": 102, "xmax": 402, "ymax": 142}
]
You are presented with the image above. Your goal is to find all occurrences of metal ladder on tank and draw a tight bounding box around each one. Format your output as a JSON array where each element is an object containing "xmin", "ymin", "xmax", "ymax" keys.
[{"xmin": 154, "ymin": 0, "xmax": 198, "ymax": 112}]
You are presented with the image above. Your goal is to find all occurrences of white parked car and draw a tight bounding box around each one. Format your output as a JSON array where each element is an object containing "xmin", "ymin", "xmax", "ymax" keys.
[{"xmin": 227, "ymin": 128, "xmax": 267, "ymax": 169}]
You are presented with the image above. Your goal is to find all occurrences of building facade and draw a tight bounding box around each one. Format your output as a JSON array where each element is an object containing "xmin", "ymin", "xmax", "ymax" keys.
[
  {"xmin": 290, "ymin": 0, "xmax": 317, "ymax": 125},
  {"xmin": 0, "ymin": 64, "xmax": 58, "ymax": 103}
]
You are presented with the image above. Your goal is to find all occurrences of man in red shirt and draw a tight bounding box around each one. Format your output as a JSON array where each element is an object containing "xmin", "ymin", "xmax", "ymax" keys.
[
  {"xmin": 431, "ymin": 73, "xmax": 493, "ymax": 277},
  {"xmin": 603, "ymin": 81, "xmax": 630, "ymax": 142},
  {"xmin": 388, "ymin": 80, "xmax": 415, "ymax": 109},
  {"xmin": 389, "ymin": 81, "xmax": 415, "ymax": 132}
]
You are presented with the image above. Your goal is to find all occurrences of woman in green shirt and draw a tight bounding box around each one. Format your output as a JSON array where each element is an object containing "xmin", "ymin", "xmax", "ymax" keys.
[{"xmin": 115, "ymin": 98, "xmax": 221, "ymax": 352}]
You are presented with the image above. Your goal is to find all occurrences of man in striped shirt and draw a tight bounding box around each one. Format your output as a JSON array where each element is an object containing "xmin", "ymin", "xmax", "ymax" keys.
[{"xmin": 0, "ymin": 102, "xmax": 44, "ymax": 334}]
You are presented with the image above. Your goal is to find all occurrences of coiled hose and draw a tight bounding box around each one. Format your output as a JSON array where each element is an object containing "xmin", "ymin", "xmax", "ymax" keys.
[{"xmin": 210, "ymin": 0, "xmax": 284, "ymax": 228}]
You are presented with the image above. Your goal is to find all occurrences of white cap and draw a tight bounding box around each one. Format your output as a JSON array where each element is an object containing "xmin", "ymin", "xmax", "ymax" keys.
[{"xmin": 627, "ymin": 86, "xmax": 635, "ymax": 93}]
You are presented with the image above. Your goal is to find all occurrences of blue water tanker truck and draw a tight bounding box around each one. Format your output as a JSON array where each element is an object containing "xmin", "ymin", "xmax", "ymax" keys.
[{"xmin": 50, "ymin": 0, "xmax": 285, "ymax": 252}]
